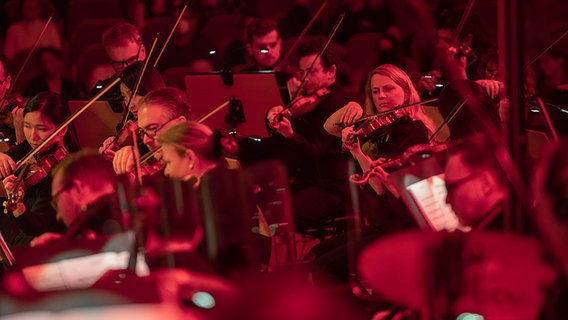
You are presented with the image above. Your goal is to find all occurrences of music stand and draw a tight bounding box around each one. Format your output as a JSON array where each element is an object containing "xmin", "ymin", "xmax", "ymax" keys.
[
  {"xmin": 389, "ymin": 157, "xmax": 462, "ymax": 232},
  {"xmin": 67, "ymin": 100, "xmax": 125, "ymax": 149},
  {"xmin": 184, "ymin": 71, "xmax": 290, "ymax": 137}
]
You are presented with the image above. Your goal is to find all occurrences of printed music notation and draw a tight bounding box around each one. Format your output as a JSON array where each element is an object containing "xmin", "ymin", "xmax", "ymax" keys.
[{"xmin": 405, "ymin": 174, "xmax": 465, "ymax": 232}]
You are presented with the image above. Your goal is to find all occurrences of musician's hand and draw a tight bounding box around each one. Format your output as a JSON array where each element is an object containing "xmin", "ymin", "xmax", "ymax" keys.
[
  {"xmin": 0, "ymin": 153, "xmax": 16, "ymax": 178},
  {"xmin": 2, "ymin": 174, "xmax": 17, "ymax": 193},
  {"xmin": 112, "ymin": 146, "xmax": 138, "ymax": 175},
  {"xmin": 99, "ymin": 136, "xmax": 117, "ymax": 157},
  {"xmin": 30, "ymin": 232, "xmax": 62, "ymax": 247},
  {"xmin": 416, "ymin": 70, "xmax": 442, "ymax": 93},
  {"xmin": 341, "ymin": 126, "xmax": 360, "ymax": 151},
  {"xmin": 267, "ymin": 105, "xmax": 294, "ymax": 138},
  {"xmin": 475, "ymin": 79, "xmax": 505, "ymax": 100},
  {"xmin": 340, "ymin": 102, "xmax": 363, "ymax": 126}
]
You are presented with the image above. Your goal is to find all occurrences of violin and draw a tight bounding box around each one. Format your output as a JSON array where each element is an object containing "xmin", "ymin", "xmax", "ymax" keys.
[
  {"xmin": 101, "ymin": 120, "xmax": 140, "ymax": 161},
  {"xmin": 347, "ymin": 108, "xmax": 407, "ymax": 146},
  {"xmin": 350, "ymin": 141, "xmax": 452, "ymax": 186},
  {"xmin": 3, "ymin": 144, "xmax": 69, "ymax": 213},
  {"xmin": 280, "ymin": 87, "xmax": 331, "ymax": 120}
]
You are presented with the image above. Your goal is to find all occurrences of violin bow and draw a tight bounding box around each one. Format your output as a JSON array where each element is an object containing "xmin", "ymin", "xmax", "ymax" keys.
[
  {"xmin": 153, "ymin": 2, "xmax": 189, "ymax": 68},
  {"xmin": 427, "ymin": 98, "xmax": 468, "ymax": 143},
  {"xmin": 121, "ymin": 34, "xmax": 160, "ymax": 129},
  {"xmin": 1, "ymin": 15, "xmax": 53, "ymax": 111},
  {"xmin": 274, "ymin": 0, "xmax": 329, "ymax": 72},
  {"xmin": 339, "ymin": 98, "xmax": 439, "ymax": 128}
]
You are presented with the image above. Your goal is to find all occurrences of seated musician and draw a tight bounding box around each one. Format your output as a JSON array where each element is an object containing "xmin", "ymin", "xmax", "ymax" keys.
[
  {"xmin": 262, "ymin": 37, "xmax": 356, "ymax": 232},
  {"xmin": 310, "ymin": 64, "xmax": 438, "ymax": 285},
  {"xmin": 155, "ymin": 120, "xmax": 261, "ymax": 276},
  {"xmin": 0, "ymin": 92, "xmax": 78, "ymax": 247},
  {"xmin": 99, "ymin": 61, "xmax": 166, "ymax": 162},
  {"xmin": 325, "ymin": 63, "xmax": 438, "ymax": 196},
  {"xmin": 110, "ymin": 87, "xmax": 195, "ymax": 177},
  {"xmin": 30, "ymin": 150, "xmax": 126, "ymax": 247}
]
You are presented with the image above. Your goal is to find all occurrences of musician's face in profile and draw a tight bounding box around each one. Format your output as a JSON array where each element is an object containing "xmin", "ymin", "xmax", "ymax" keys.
[
  {"xmin": 23, "ymin": 111, "xmax": 64, "ymax": 149},
  {"xmin": 247, "ymin": 30, "xmax": 282, "ymax": 70},
  {"xmin": 298, "ymin": 54, "xmax": 336, "ymax": 95},
  {"xmin": 162, "ymin": 144, "xmax": 193, "ymax": 180},
  {"xmin": 370, "ymin": 74, "xmax": 408, "ymax": 113},
  {"xmin": 52, "ymin": 171, "xmax": 79, "ymax": 227}
]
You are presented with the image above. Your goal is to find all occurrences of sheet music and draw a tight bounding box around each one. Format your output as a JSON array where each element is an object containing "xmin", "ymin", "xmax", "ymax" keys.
[{"xmin": 405, "ymin": 174, "xmax": 461, "ymax": 232}]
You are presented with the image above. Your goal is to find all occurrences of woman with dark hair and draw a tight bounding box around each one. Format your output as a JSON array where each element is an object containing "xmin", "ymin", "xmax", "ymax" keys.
[{"xmin": 0, "ymin": 91, "xmax": 76, "ymax": 246}]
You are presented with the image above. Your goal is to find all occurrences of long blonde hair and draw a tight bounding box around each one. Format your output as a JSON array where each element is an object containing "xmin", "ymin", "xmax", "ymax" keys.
[{"xmin": 363, "ymin": 64, "xmax": 437, "ymax": 138}]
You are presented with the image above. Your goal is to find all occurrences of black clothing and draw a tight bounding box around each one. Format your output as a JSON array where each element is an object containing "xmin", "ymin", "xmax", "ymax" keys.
[
  {"xmin": 239, "ymin": 83, "xmax": 354, "ymax": 232},
  {"xmin": 0, "ymin": 142, "xmax": 65, "ymax": 247},
  {"xmin": 309, "ymin": 117, "xmax": 429, "ymax": 285}
]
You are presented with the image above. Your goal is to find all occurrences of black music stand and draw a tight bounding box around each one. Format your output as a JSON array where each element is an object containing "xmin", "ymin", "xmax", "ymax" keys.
[{"xmin": 184, "ymin": 71, "xmax": 290, "ymax": 137}]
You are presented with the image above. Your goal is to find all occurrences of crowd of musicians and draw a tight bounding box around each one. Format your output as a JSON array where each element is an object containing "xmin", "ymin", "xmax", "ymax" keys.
[{"xmin": 0, "ymin": 0, "xmax": 567, "ymax": 319}]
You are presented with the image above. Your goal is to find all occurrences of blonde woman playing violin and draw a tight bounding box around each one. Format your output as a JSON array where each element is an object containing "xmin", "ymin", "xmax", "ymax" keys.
[{"xmin": 324, "ymin": 64, "xmax": 437, "ymax": 196}]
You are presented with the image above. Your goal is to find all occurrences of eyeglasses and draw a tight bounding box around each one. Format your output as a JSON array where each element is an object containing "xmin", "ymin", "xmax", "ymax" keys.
[
  {"xmin": 50, "ymin": 181, "xmax": 74, "ymax": 210},
  {"xmin": 138, "ymin": 117, "xmax": 177, "ymax": 139},
  {"xmin": 108, "ymin": 45, "xmax": 141, "ymax": 69}
]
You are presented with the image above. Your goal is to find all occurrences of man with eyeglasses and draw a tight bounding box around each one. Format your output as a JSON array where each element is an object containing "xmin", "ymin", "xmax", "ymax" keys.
[
  {"xmin": 112, "ymin": 87, "xmax": 193, "ymax": 176},
  {"xmin": 88, "ymin": 22, "xmax": 146, "ymax": 105},
  {"xmin": 443, "ymin": 134, "xmax": 508, "ymax": 229},
  {"xmin": 30, "ymin": 151, "xmax": 123, "ymax": 246}
]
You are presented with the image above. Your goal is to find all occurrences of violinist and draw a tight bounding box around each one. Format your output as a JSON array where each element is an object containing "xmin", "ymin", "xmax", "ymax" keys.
[
  {"xmin": 263, "ymin": 37, "xmax": 354, "ymax": 232},
  {"xmin": 0, "ymin": 92, "xmax": 78, "ymax": 247},
  {"xmin": 310, "ymin": 64, "xmax": 437, "ymax": 286},
  {"xmin": 99, "ymin": 61, "xmax": 166, "ymax": 162},
  {"xmin": 30, "ymin": 151, "xmax": 125, "ymax": 247},
  {"xmin": 325, "ymin": 64, "xmax": 437, "ymax": 196},
  {"xmin": 112, "ymin": 87, "xmax": 194, "ymax": 176}
]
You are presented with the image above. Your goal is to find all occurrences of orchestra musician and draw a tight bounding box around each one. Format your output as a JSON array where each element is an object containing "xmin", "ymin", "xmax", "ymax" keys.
[
  {"xmin": 0, "ymin": 92, "xmax": 78, "ymax": 247},
  {"xmin": 155, "ymin": 120, "xmax": 265, "ymax": 275},
  {"xmin": 111, "ymin": 87, "xmax": 194, "ymax": 177},
  {"xmin": 325, "ymin": 64, "xmax": 437, "ymax": 196},
  {"xmin": 310, "ymin": 64, "xmax": 437, "ymax": 285},
  {"xmin": 156, "ymin": 120, "xmax": 222, "ymax": 182},
  {"xmin": 88, "ymin": 22, "xmax": 146, "ymax": 99},
  {"xmin": 30, "ymin": 150, "xmax": 125, "ymax": 247},
  {"xmin": 263, "ymin": 37, "xmax": 355, "ymax": 232},
  {"xmin": 99, "ymin": 61, "xmax": 166, "ymax": 162}
]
